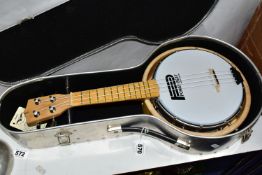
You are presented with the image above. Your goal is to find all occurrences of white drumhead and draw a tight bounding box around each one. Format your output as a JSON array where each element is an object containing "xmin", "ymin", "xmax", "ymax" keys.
[{"xmin": 154, "ymin": 48, "xmax": 243, "ymax": 127}]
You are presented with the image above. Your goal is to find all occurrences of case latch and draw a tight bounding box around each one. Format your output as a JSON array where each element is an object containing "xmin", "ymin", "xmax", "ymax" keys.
[
  {"xmin": 241, "ymin": 128, "xmax": 253, "ymax": 143},
  {"xmin": 55, "ymin": 130, "xmax": 72, "ymax": 145}
]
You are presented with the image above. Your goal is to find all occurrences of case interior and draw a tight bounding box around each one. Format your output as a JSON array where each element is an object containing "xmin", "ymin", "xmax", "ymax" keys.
[{"xmin": 0, "ymin": 37, "xmax": 261, "ymax": 133}]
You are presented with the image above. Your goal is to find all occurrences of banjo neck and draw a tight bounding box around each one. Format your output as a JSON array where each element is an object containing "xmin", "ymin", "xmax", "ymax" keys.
[
  {"xmin": 24, "ymin": 80, "xmax": 159, "ymax": 126},
  {"xmin": 70, "ymin": 80, "xmax": 159, "ymax": 107}
]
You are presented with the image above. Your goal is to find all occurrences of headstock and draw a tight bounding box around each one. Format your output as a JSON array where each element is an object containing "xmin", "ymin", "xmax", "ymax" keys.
[{"xmin": 24, "ymin": 94, "xmax": 70, "ymax": 126}]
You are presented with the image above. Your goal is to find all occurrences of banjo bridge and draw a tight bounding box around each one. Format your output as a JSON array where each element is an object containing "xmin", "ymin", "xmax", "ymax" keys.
[{"xmin": 209, "ymin": 68, "xmax": 220, "ymax": 92}]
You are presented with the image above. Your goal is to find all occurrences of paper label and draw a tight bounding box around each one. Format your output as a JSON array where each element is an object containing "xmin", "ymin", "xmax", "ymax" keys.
[{"xmin": 10, "ymin": 107, "xmax": 47, "ymax": 131}]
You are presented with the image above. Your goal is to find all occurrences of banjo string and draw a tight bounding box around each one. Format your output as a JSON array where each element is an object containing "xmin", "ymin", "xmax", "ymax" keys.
[
  {"xmin": 29, "ymin": 80, "xmax": 236, "ymax": 113},
  {"xmin": 37, "ymin": 72, "xmax": 234, "ymax": 103}
]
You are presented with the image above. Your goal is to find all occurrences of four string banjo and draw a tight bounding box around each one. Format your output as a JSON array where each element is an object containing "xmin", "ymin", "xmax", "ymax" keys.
[{"xmin": 12, "ymin": 47, "xmax": 251, "ymax": 137}]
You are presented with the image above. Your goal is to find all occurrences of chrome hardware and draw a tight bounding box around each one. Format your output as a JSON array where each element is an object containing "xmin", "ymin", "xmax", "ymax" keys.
[
  {"xmin": 55, "ymin": 131, "xmax": 72, "ymax": 145},
  {"xmin": 241, "ymin": 128, "xmax": 253, "ymax": 143},
  {"xmin": 107, "ymin": 125, "xmax": 122, "ymax": 133},
  {"xmin": 33, "ymin": 110, "xmax": 40, "ymax": 117},
  {"xmin": 34, "ymin": 98, "xmax": 41, "ymax": 105},
  {"xmin": 49, "ymin": 96, "xmax": 56, "ymax": 103},
  {"xmin": 176, "ymin": 138, "xmax": 190, "ymax": 150},
  {"xmin": 49, "ymin": 106, "xmax": 56, "ymax": 113}
]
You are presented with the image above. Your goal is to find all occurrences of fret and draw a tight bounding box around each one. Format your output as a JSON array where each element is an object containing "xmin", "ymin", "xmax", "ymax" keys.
[
  {"xmin": 87, "ymin": 90, "xmax": 91, "ymax": 105},
  {"xmin": 82, "ymin": 90, "xmax": 91, "ymax": 105},
  {"xmin": 123, "ymin": 84, "xmax": 130, "ymax": 100},
  {"xmin": 111, "ymin": 86, "xmax": 118, "ymax": 102},
  {"xmin": 143, "ymin": 81, "xmax": 150, "ymax": 98},
  {"xmin": 147, "ymin": 81, "xmax": 152, "ymax": 97},
  {"xmin": 97, "ymin": 88, "xmax": 106, "ymax": 103},
  {"xmin": 105, "ymin": 87, "xmax": 112, "ymax": 102},
  {"xmin": 117, "ymin": 85, "xmax": 125, "ymax": 101},
  {"xmin": 128, "ymin": 83, "xmax": 136, "ymax": 100},
  {"xmin": 139, "ymin": 82, "xmax": 146, "ymax": 98},
  {"xmin": 90, "ymin": 89, "xmax": 98, "ymax": 104},
  {"xmin": 134, "ymin": 82, "xmax": 142, "ymax": 98}
]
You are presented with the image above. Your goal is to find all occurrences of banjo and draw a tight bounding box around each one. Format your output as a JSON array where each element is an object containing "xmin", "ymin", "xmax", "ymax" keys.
[{"xmin": 13, "ymin": 47, "xmax": 251, "ymax": 137}]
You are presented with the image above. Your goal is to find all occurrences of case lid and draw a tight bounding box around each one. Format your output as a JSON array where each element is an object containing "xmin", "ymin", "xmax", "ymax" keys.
[{"xmin": 0, "ymin": 0, "xmax": 216, "ymax": 83}]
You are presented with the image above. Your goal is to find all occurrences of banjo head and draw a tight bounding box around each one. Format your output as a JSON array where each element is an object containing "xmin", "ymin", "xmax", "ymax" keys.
[{"xmin": 153, "ymin": 48, "xmax": 244, "ymax": 129}]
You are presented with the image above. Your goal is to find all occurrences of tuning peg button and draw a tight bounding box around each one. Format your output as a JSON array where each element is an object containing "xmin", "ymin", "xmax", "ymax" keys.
[
  {"xmin": 49, "ymin": 106, "xmax": 56, "ymax": 113},
  {"xmin": 49, "ymin": 96, "xmax": 56, "ymax": 103},
  {"xmin": 33, "ymin": 110, "xmax": 40, "ymax": 117},
  {"xmin": 34, "ymin": 98, "xmax": 41, "ymax": 105}
]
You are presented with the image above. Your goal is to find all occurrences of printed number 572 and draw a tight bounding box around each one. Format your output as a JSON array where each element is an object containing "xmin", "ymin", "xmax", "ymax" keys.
[{"xmin": 15, "ymin": 150, "xmax": 25, "ymax": 157}]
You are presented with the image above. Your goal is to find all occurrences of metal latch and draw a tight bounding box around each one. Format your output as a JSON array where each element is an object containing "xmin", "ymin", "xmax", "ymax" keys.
[
  {"xmin": 241, "ymin": 128, "xmax": 253, "ymax": 143},
  {"xmin": 55, "ymin": 131, "xmax": 72, "ymax": 145}
]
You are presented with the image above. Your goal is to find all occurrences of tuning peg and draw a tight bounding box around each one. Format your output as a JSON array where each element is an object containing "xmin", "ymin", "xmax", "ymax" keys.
[
  {"xmin": 34, "ymin": 98, "xmax": 41, "ymax": 105},
  {"xmin": 49, "ymin": 106, "xmax": 56, "ymax": 113},
  {"xmin": 33, "ymin": 110, "xmax": 40, "ymax": 117},
  {"xmin": 49, "ymin": 96, "xmax": 56, "ymax": 103}
]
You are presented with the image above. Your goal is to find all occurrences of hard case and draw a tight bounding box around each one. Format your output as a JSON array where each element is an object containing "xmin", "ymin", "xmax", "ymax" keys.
[
  {"xmin": 0, "ymin": 0, "xmax": 261, "ymax": 155},
  {"xmin": 0, "ymin": 36, "xmax": 261, "ymax": 154}
]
